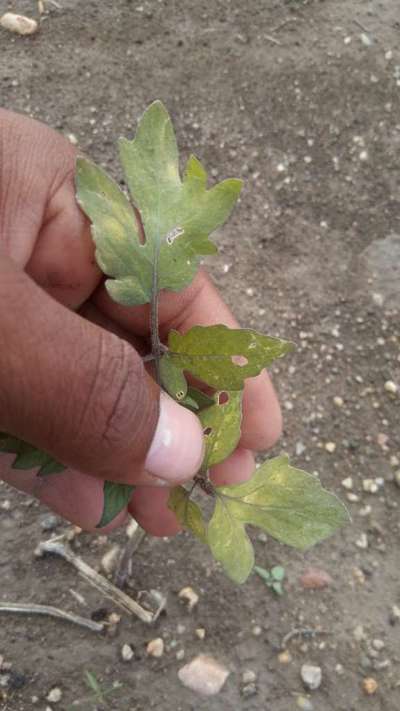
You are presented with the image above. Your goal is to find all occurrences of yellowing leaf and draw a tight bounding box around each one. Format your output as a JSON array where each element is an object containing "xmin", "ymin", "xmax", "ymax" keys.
[
  {"xmin": 216, "ymin": 456, "xmax": 350, "ymax": 550},
  {"xmin": 76, "ymin": 158, "xmax": 152, "ymax": 305},
  {"xmin": 168, "ymin": 486, "xmax": 207, "ymax": 544},
  {"xmin": 199, "ymin": 391, "xmax": 242, "ymax": 468},
  {"xmin": 207, "ymin": 497, "xmax": 254, "ymax": 584},
  {"xmin": 166, "ymin": 324, "xmax": 293, "ymax": 390}
]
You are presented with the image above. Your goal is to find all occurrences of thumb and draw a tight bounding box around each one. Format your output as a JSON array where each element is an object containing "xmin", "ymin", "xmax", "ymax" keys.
[{"xmin": 0, "ymin": 257, "xmax": 204, "ymax": 485}]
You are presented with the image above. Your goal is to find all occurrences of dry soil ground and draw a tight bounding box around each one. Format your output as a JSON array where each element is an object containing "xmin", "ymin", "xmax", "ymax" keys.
[{"xmin": 0, "ymin": 1, "xmax": 399, "ymax": 710}]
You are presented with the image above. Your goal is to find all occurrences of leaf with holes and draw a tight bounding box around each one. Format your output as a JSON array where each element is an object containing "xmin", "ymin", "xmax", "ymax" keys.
[
  {"xmin": 199, "ymin": 391, "xmax": 242, "ymax": 468},
  {"xmin": 168, "ymin": 486, "xmax": 208, "ymax": 544},
  {"xmin": 0, "ymin": 433, "xmax": 65, "ymax": 476},
  {"xmin": 77, "ymin": 101, "xmax": 242, "ymax": 306},
  {"xmin": 164, "ymin": 324, "xmax": 293, "ymax": 390},
  {"xmin": 97, "ymin": 481, "xmax": 135, "ymax": 528}
]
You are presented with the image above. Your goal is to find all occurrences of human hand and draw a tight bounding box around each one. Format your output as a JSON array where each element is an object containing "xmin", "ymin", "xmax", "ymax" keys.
[{"xmin": 0, "ymin": 109, "xmax": 282, "ymax": 535}]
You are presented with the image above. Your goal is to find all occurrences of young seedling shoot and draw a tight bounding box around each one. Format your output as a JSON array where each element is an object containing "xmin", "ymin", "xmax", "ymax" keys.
[{"xmin": 0, "ymin": 101, "xmax": 349, "ymax": 584}]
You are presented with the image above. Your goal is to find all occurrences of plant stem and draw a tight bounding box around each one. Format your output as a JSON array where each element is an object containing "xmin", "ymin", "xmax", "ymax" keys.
[{"xmin": 151, "ymin": 240, "xmax": 162, "ymax": 384}]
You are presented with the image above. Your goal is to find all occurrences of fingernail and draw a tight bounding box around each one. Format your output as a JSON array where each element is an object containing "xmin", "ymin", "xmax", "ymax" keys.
[{"xmin": 145, "ymin": 392, "xmax": 204, "ymax": 482}]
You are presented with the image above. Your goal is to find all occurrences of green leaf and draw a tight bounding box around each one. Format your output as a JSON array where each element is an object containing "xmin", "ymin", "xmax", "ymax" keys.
[
  {"xmin": 168, "ymin": 486, "xmax": 208, "ymax": 544},
  {"xmin": 254, "ymin": 565, "xmax": 272, "ymax": 584},
  {"xmin": 97, "ymin": 481, "xmax": 135, "ymax": 528},
  {"xmin": 166, "ymin": 325, "xmax": 293, "ymax": 390},
  {"xmin": 207, "ymin": 497, "xmax": 254, "ymax": 584},
  {"xmin": 181, "ymin": 387, "xmax": 215, "ymax": 412},
  {"xmin": 77, "ymin": 101, "xmax": 242, "ymax": 306},
  {"xmin": 271, "ymin": 565, "xmax": 285, "ymax": 581},
  {"xmin": 0, "ymin": 434, "xmax": 65, "ymax": 476},
  {"xmin": 159, "ymin": 356, "xmax": 188, "ymax": 401},
  {"xmin": 216, "ymin": 456, "xmax": 350, "ymax": 550},
  {"xmin": 119, "ymin": 101, "xmax": 242, "ymax": 294},
  {"xmin": 272, "ymin": 581, "xmax": 283, "ymax": 596},
  {"xmin": 199, "ymin": 390, "xmax": 242, "ymax": 468}
]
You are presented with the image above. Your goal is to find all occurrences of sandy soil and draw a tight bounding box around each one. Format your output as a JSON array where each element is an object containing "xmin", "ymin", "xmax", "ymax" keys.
[{"xmin": 0, "ymin": 1, "xmax": 399, "ymax": 709}]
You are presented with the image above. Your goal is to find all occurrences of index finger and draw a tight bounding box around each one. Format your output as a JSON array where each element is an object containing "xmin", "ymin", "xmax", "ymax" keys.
[{"xmin": 93, "ymin": 270, "xmax": 282, "ymax": 452}]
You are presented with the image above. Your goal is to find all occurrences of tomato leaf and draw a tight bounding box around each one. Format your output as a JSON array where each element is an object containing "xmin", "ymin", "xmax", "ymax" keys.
[
  {"xmin": 207, "ymin": 497, "xmax": 254, "ymax": 584},
  {"xmin": 0, "ymin": 433, "xmax": 65, "ymax": 476},
  {"xmin": 168, "ymin": 486, "xmax": 208, "ymax": 544},
  {"xmin": 77, "ymin": 101, "xmax": 242, "ymax": 306},
  {"xmin": 165, "ymin": 325, "xmax": 293, "ymax": 390},
  {"xmin": 216, "ymin": 455, "xmax": 350, "ymax": 550},
  {"xmin": 159, "ymin": 356, "xmax": 188, "ymax": 401},
  {"xmin": 97, "ymin": 481, "xmax": 135, "ymax": 529},
  {"xmin": 198, "ymin": 391, "xmax": 242, "ymax": 468}
]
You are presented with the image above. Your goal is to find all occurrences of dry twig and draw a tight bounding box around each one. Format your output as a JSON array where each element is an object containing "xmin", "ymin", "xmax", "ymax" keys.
[
  {"xmin": 0, "ymin": 602, "xmax": 103, "ymax": 632},
  {"xmin": 36, "ymin": 538, "xmax": 154, "ymax": 623}
]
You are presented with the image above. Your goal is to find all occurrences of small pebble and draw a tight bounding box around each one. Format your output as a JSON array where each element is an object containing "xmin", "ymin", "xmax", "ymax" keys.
[
  {"xmin": 333, "ymin": 396, "xmax": 344, "ymax": 407},
  {"xmin": 353, "ymin": 625, "xmax": 366, "ymax": 641},
  {"xmin": 0, "ymin": 12, "xmax": 38, "ymax": 35},
  {"xmin": 46, "ymin": 688, "xmax": 62, "ymax": 703},
  {"xmin": 178, "ymin": 586, "xmax": 199, "ymax": 611},
  {"xmin": 146, "ymin": 638, "xmax": 164, "ymax": 658},
  {"xmin": 67, "ymin": 133, "xmax": 78, "ymax": 145},
  {"xmin": 346, "ymin": 492, "xmax": 359, "ymax": 502},
  {"xmin": 300, "ymin": 664, "xmax": 322, "ymax": 691},
  {"xmin": 278, "ymin": 650, "xmax": 292, "ymax": 664},
  {"xmin": 121, "ymin": 643, "xmax": 134, "ymax": 662},
  {"xmin": 395, "ymin": 471, "xmax": 400, "ymax": 489},
  {"xmin": 325, "ymin": 442, "xmax": 336, "ymax": 453},
  {"xmin": 176, "ymin": 649, "xmax": 185, "ymax": 661},
  {"xmin": 341, "ymin": 477, "xmax": 353, "ymax": 490},
  {"xmin": 362, "ymin": 479, "xmax": 379, "ymax": 494},
  {"xmin": 355, "ymin": 533, "xmax": 368, "ymax": 549},
  {"xmin": 353, "ymin": 567, "xmax": 366, "ymax": 584},
  {"xmin": 384, "ymin": 380, "xmax": 398, "ymax": 394},
  {"xmin": 242, "ymin": 670, "xmax": 257, "ymax": 684},
  {"xmin": 372, "ymin": 639, "xmax": 385, "ymax": 651},
  {"xmin": 252, "ymin": 625, "xmax": 262, "ymax": 636},
  {"xmin": 363, "ymin": 677, "xmax": 378, "ymax": 695},
  {"xmin": 390, "ymin": 604, "xmax": 400, "ymax": 623},
  {"xmin": 297, "ymin": 696, "xmax": 314, "ymax": 711},
  {"xmin": 178, "ymin": 655, "xmax": 230, "ymax": 696},
  {"xmin": 299, "ymin": 567, "xmax": 333, "ymax": 590},
  {"xmin": 195, "ymin": 628, "xmax": 206, "ymax": 640}
]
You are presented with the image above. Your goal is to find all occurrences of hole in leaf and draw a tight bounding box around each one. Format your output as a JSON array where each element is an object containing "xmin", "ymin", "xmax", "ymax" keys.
[
  {"xmin": 218, "ymin": 391, "xmax": 229, "ymax": 405},
  {"xmin": 176, "ymin": 390, "xmax": 185, "ymax": 400},
  {"xmin": 231, "ymin": 355, "xmax": 248, "ymax": 367},
  {"xmin": 203, "ymin": 427, "xmax": 213, "ymax": 436}
]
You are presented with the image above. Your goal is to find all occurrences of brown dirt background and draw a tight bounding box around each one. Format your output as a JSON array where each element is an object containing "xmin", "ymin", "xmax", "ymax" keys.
[{"xmin": 0, "ymin": 1, "xmax": 399, "ymax": 709}]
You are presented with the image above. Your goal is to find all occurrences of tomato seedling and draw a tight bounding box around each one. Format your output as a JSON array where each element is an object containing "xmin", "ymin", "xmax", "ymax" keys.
[{"xmin": 0, "ymin": 102, "xmax": 349, "ymax": 583}]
